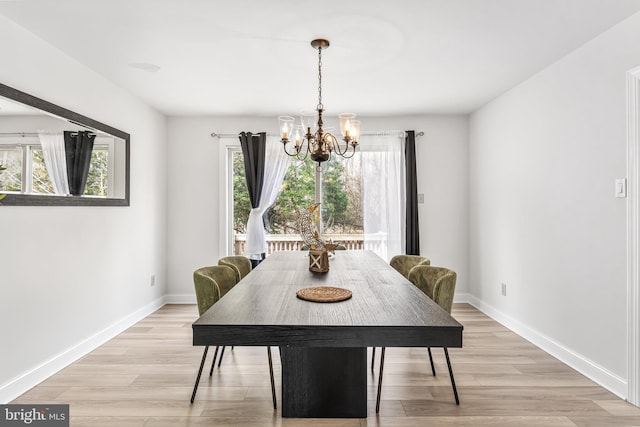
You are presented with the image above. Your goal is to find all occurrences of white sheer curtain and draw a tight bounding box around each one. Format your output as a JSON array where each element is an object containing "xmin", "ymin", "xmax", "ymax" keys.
[
  {"xmin": 38, "ymin": 131, "xmax": 70, "ymax": 195},
  {"xmin": 361, "ymin": 131, "xmax": 406, "ymax": 262},
  {"xmin": 245, "ymin": 135, "xmax": 291, "ymax": 260}
]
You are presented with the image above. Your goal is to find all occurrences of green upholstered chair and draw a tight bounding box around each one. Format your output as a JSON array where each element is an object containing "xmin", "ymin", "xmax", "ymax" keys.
[
  {"xmin": 408, "ymin": 266, "xmax": 456, "ymax": 314},
  {"xmin": 190, "ymin": 266, "xmax": 277, "ymax": 409},
  {"xmin": 218, "ymin": 256, "xmax": 252, "ymax": 283},
  {"xmin": 376, "ymin": 266, "xmax": 459, "ymax": 413},
  {"xmin": 389, "ymin": 254, "xmax": 431, "ymax": 279},
  {"xmin": 191, "ymin": 265, "xmax": 234, "ymax": 404}
]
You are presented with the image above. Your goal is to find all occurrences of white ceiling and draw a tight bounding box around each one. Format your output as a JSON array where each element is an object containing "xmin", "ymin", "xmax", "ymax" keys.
[{"xmin": 2, "ymin": 0, "xmax": 640, "ymax": 116}]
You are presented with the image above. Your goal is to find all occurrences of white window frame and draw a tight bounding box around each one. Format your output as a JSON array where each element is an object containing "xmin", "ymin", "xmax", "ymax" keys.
[{"xmin": 219, "ymin": 137, "xmax": 241, "ymax": 257}]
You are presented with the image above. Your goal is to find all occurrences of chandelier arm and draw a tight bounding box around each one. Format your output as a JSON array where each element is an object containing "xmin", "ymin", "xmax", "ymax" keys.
[
  {"xmin": 331, "ymin": 136, "xmax": 350, "ymax": 156},
  {"xmin": 340, "ymin": 145, "xmax": 357, "ymax": 159},
  {"xmin": 335, "ymin": 139, "xmax": 357, "ymax": 159},
  {"xmin": 296, "ymin": 147, "xmax": 309, "ymax": 162},
  {"xmin": 282, "ymin": 141, "xmax": 304, "ymax": 158}
]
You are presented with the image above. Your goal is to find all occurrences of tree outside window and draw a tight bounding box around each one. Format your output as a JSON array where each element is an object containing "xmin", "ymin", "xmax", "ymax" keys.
[{"xmin": 232, "ymin": 151, "xmax": 364, "ymax": 251}]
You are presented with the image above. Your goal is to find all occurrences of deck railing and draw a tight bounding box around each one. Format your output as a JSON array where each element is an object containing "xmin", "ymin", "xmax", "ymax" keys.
[{"xmin": 234, "ymin": 233, "xmax": 365, "ymax": 255}]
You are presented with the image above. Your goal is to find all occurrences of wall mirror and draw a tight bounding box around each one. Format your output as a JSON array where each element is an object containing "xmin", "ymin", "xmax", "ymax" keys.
[{"xmin": 0, "ymin": 83, "xmax": 130, "ymax": 206}]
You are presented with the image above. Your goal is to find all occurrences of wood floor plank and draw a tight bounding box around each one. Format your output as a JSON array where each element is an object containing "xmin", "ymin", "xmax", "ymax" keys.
[
  {"xmin": 360, "ymin": 416, "xmax": 577, "ymax": 426},
  {"xmin": 37, "ymin": 374, "xmax": 138, "ymax": 387},
  {"xmin": 69, "ymin": 417, "xmax": 148, "ymax": 427},
  {"xmin": 593, "ymin": 399, "xmax": 640, "ymax": 416},
  {"xmin": 10, "ymin": 386, "xmax": 68, "ymax": 403},
  {"xmin": 8, "ymin": 303, "xmax": 638, "ymax": 426},
  {"xmin": 568, "ymin": 416, "xmax": 640, "ymax": 427},
  {"xmin": 69, "ymin": 400, "xmax": 206, "ymax": 417},
  {"xmin": 57, "ymin": 386, "xmax": 248, "ymax": 401},
  {"xmin": 401, "ymin": 399, "xmax": 610, "ymax": 417}
]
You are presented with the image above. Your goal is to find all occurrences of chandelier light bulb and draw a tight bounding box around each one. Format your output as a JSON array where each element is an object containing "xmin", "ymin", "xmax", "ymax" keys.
[
  {"xmin": 292, "ymin": 125, "xmax": 303, "ymax": 150},
  {"xmin": 278, "ymin": 116, "xmax": 295, "ymax": 141}
]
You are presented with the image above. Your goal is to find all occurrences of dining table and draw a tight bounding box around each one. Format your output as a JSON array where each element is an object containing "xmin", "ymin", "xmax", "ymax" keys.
[{"xmin": 192, "ymin": 250, "xmax": 463, "ymax": 418}]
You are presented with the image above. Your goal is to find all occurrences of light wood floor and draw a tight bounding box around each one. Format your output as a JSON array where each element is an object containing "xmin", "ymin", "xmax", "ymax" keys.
[{"xmin": 12, "ymin": 303, "xmax": 640, "ymax": 426}]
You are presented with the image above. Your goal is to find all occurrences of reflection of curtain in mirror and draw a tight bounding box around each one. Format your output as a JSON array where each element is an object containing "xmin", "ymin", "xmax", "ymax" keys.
[
  {"xmin": 64, "ymin": 131, "xmax": 96, "ymax": 196},
  {"xmin": 361, "ymin": 131, "xmax": 406, "ymax": 262},
  {"xmin": 38, "ymin": 131, "xmax": 70, "ymax": 196}
]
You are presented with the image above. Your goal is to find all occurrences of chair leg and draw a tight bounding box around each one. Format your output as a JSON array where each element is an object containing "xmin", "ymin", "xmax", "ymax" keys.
[
  {"xmin": 443, "ymin": 348, "xmax": 460, "ymax": 405},
  {"xmin": 209, "ymin": 346, "xmax": 219, "ymax": 376},
  {"xmin": 375, "ymin": 347, "xmax": 386, "ymax": 414},
  {"xmin": 190, "ymin": 346, "xmax": 209, "ymax": 404},
  {"xmin": 267, "ymin": 347, "xmax": 277, "ymax": 410},
  {"xmin": 217, "ymin": 346, "xmax": 226, "ymax": 367},
  {"xmin": 371, "ymin": 347, "xmax": 376, "ymax": 372},
  {"xmin": 427, "ymin": 347, "xmax": 436, "ymax": 376}
]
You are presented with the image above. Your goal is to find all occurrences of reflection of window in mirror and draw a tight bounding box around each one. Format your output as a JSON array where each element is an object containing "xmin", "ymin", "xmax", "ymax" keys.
[
  {"xmin": 0, "ymin": 136, "xmax": 115, "ymax": 197},
  {"xmin": 0, "ymin": 145, "xmax": 22, "ymax": 192}
]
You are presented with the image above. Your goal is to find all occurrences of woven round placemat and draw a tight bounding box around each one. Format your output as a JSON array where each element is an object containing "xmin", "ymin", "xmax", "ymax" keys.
[{"xmin": 296, "ymin": 286, "xmax": 352, "ymax": 303}]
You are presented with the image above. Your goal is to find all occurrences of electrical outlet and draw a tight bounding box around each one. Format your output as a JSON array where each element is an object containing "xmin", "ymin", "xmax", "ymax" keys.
[
  {"xmin": 150, "ymin": 275, "xmax": 156, "ymax": 287},
  {"xmin": 501, "ymin": 283, "xmax": 507, "ymax": 296}
]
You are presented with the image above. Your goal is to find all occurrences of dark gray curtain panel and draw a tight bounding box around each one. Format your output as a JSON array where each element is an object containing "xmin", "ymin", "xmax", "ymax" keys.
[
  {"xmin": 239, "ymin": 131, "xmax": 267, "ymax": 267},
  {"xmin": 64, "ymin": 130, "xmax": 96, "ymax": 196},
  {"xmin": 239, "ymin": 132, "xmax": 266, "ymax": 209},
  {"xmin": 405, "ymin": 130, "xmax": 420, "ymax": 255}
]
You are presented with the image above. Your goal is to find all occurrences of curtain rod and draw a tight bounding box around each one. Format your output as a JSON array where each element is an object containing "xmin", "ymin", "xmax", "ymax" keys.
[
  {"xmin": 0, "ymin": 132, "xmax": 39, "ymax": 137},
  {"xmin": 0, "ymin": 132, "xmax": 101, "ymax": 137},
  {"xmin": 210, "ymin": 131, "xmax": 424, "ymax": 138}
]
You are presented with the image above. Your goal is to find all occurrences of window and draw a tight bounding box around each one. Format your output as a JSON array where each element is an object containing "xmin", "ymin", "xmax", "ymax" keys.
[
  {"xmin": 230, "ymin": 148, "xmax": 364, "ymax": 256},
  {"xmin": 0, "ymin": 145, "xmax": 23, "ymax": 193},
  {"xmin": 30, "ymin": 147, "xmax": 54, "ymax": 194},
  {"xmin": 85, "ymin": 146, "xmax": 111, "ymax": 197}
]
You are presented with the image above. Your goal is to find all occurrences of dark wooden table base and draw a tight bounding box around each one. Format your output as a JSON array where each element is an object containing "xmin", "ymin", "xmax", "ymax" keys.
[{"xmin": 280, "ymin": 347, "xmax": 367, "ymax": 418}]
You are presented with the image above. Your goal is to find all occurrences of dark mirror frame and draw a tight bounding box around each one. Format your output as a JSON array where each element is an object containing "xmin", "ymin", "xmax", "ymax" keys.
[{"xmin": 0, "ymin": 83, "xmax": 130, "ymax": 206}]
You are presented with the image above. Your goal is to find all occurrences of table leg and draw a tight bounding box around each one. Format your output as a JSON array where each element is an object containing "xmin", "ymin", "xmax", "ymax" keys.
[{"xmin": 280, "ymin": 347, "xmax": 367, "ymax": 418}]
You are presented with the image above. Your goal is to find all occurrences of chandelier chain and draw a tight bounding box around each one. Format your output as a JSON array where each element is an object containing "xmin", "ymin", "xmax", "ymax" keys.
[{"xmin": 317, "ymin": 46, "xmax": 323, "ymax": 111}]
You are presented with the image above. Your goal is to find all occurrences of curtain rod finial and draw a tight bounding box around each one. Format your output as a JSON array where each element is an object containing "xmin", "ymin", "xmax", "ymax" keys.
[{"xmin": 211, "ymin": 132, "xmax": 219, "ymax": 138}]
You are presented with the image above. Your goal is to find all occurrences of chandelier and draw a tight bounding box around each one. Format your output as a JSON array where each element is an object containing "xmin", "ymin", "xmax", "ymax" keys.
[{"xmin": 278, "ymin": 39, "xmax": 360, "ymax": 164}]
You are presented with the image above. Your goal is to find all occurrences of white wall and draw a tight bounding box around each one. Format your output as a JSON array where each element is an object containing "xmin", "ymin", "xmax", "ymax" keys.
[
  {"xmin": 469, "ymin": 12, "xmax": 640, "ymax": 395},
  {"xmin": 0, "ymin": 16, "xmax": 167, "ymax": 401},
  {"xmin": 166, "ymin": 115, "xmax": 468, "ymax": 298}
]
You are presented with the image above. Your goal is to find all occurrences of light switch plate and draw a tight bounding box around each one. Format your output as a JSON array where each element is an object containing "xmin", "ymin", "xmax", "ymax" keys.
[
  {"xmin": 418, "ymin": 193, "xmax": 425, "ymax": 204},
  {"xmin": 615, "ymin": 178, "xmax": 627, "ymax": 198}
]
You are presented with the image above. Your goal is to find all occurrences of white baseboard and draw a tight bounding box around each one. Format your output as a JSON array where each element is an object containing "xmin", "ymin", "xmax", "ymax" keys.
[
  {"xmin": 164, "ymin": 293, "xmax": 196, "ymax": 304},
  {"xmin": 464, "ymin": 293, "xmax": 627, "ymax": 399},
  {"xmin": 453, "ymin": 292, "xmax": 473, "ymax": 304},
  {"xmin": 0, "ymin": 297, "xmax": 166, "ymax": 404}
]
